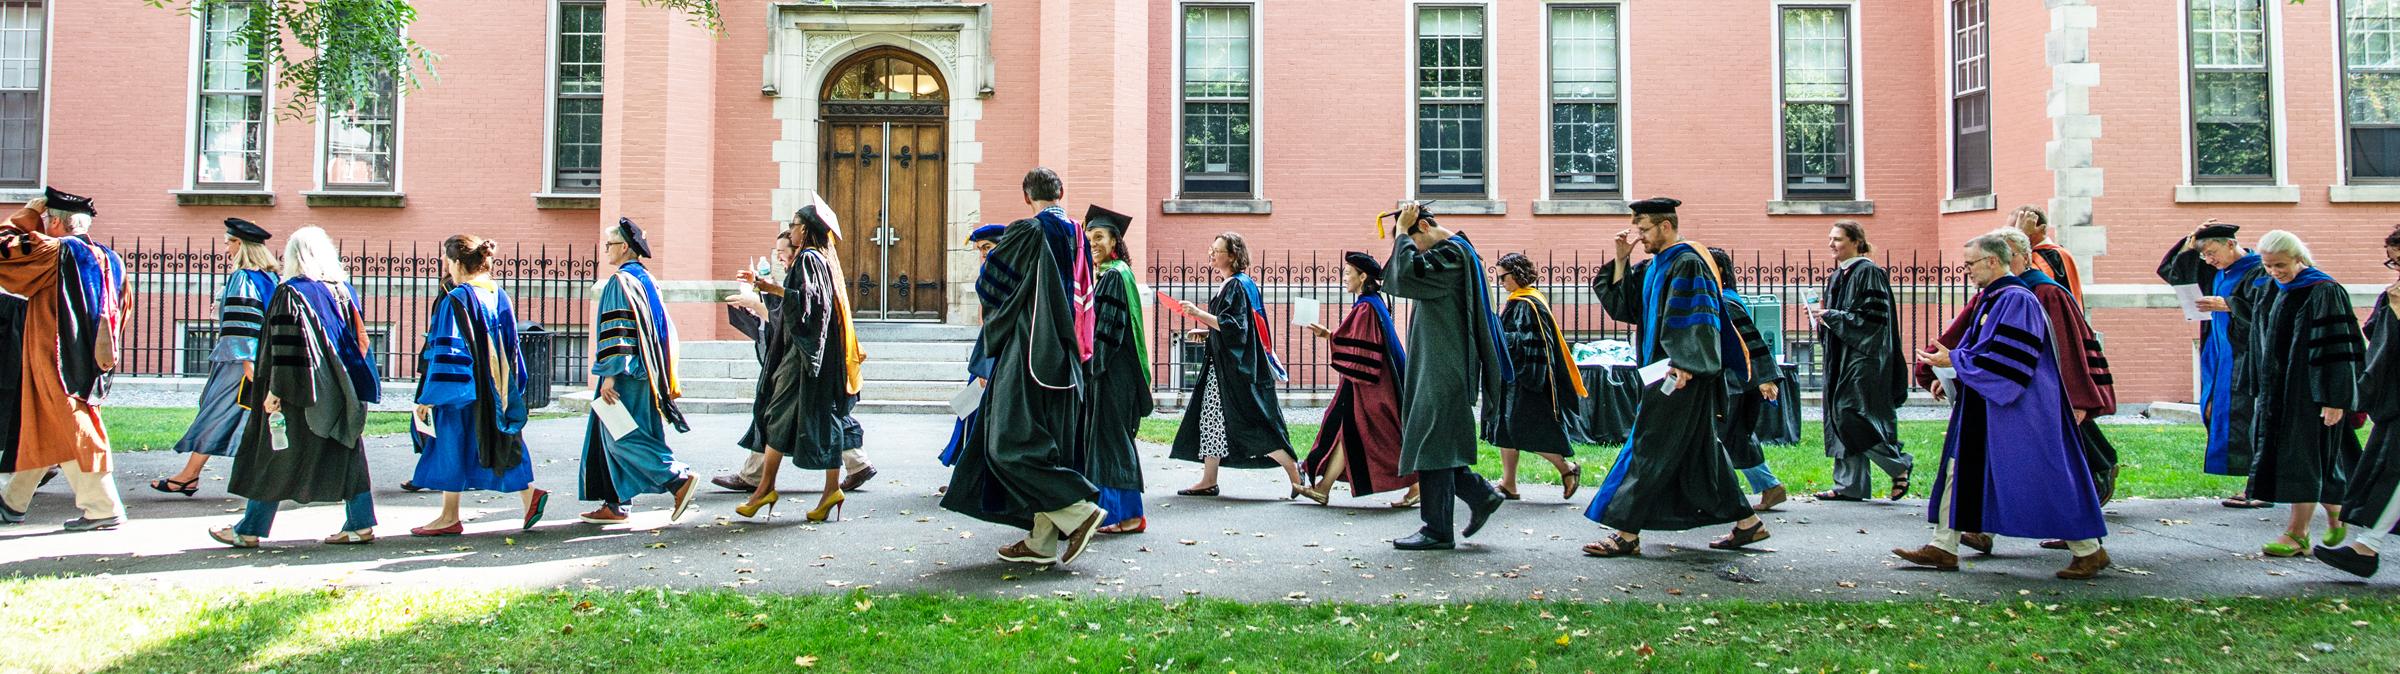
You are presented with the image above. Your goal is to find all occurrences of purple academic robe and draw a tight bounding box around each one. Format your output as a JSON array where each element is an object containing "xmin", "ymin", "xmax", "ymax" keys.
[{"xmin": 1927, "ymin": 276, "xmax": 2108, "ymax": 542}]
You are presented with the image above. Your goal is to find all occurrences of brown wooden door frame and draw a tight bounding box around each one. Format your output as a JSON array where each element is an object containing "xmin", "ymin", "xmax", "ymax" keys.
[{"xmin": 818, "ymin": 48, "xmax": 950, "ymax": 322}]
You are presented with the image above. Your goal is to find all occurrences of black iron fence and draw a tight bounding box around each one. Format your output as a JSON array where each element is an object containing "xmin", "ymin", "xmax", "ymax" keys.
[
  {"xmin": 112, "ymin": 237, "xmax": 601, "ymax": 383},
  {"xmin": 1148, "ymin": 248, "xmax": 1974, "ymax": 394}
]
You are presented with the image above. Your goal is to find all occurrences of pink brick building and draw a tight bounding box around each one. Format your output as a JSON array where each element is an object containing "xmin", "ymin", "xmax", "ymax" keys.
[{"xmin": 9, "ymin": 0, "xmax": 2395, "ymax": 404}]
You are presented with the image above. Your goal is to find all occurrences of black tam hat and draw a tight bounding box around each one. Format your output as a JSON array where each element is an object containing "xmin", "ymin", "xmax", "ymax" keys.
[
  {"xmin": 224, "ymin": 217, "xmax": 271, "ymax": 244},
  {"xmin": 1342, "ymin": 251, "xmax": 1383, "ymax": 278},
  {"xmin": 1083, "ymin": 205, "xmax": 1132, "ymax": 235},
  {"xmin": 2195, "ymin": 223, "xmax": 2242, "ymax": 241},
  {"xmin": 616, "ymin": 217, "xmax": 653, "ymax": 258},
  {"xmin": 43, "ymin": 187, "xmax": 95, "ymax": 216},
  {"xmin": 1628, "ymin": 197, "xmax": 1682, "ymax": 216},
  {"xmin": 968, "ymin": 224, "xmax": 1007, "ymax": 244}
]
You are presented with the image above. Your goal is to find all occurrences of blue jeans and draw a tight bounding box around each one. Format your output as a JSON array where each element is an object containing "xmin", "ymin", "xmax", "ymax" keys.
[
  {"xmin": 1739, "ymin": 464, "xmax": 1783, "ymax": 495},
  {"xmin": 234, "ymin": 493, "xmax": 376, "ymax": 537}
]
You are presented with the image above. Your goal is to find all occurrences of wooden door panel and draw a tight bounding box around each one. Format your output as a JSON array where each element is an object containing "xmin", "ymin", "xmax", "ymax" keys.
[
  {"xmin": 899, "ymin": 123, "xmax": 947, "ymax": 318},
  {"xmin": 818, "ymin": 118, "xmax": 947, "ymax": 321}
]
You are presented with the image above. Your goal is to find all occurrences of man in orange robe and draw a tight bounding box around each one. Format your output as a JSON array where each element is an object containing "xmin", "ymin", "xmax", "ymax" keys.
[{"xmin": 0, "ymin": 189, "xmax": 124, "ymax": 530}]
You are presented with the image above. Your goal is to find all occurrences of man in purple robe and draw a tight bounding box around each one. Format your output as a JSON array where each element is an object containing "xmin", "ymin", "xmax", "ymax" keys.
[{"xmin": 1897, "ymin": 230, "xmax": 2111, "ymax": 580}]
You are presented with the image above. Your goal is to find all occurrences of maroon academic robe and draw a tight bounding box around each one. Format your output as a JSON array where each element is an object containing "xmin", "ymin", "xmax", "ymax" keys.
[
  {"xmin": 2024, "ymin": 269, "xmax": 2121, "ymax": 500},
  {"xmin": 1913, "ymin": 295, "xmax": 1981, "ymax": 391},
  {"xmin": 1303, "ymin": 295, "xmax": 1415, "ymax": 496}
]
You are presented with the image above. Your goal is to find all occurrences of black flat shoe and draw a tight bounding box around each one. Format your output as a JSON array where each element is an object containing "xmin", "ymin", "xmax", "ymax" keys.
[
  {"xmin": 1462, "ymin": 489, "xmax": 1503, "ymax": 539},
  {"xmin": 399, "ymin": 481, "xmax": 426, "ymax": 493},
  {"xmin": 2315, "ymin": 545, "xmax": 2381, "ymax": 579},
  {"xmin": 1392, "ymin": 532, "xmax": 1455, "ymax": 551},
  {"xmin": 1176, "ymin": 485, "xmax": 1220, "ymax": 497}
]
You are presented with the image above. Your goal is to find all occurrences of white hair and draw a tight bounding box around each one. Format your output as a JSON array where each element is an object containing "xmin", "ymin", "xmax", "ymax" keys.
[
  {"xmin": 281, "ymin": 226, "xmax": 349, "ymax": 284},
  {"xmin": 2256, "ymin": 229, "xmax": 2316, "ymax": 268},
  {"xmin": 601, "ymin": 223, "xmax": 625, "ymax": 244},
  {"xmin": 46, "ymin": 210, "xmax": 90, "ymax": 235},
  {"xmin": 1990, "ymin": 227, "xmax": 2032, "ymax": 257},
  {"xmin": 1965, "ymin": 231, "xmax": 2015, "ymax": 266}
]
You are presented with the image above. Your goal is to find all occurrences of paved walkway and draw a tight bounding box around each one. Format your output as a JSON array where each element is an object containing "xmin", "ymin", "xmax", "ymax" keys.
[{"xmin": 1, "ymin": 414, "xmax": 2390, "ymax": 603}]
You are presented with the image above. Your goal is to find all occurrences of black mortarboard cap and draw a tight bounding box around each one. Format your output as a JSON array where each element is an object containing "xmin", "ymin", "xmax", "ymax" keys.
[
  {"xmin": 617, "ymin": 217, "xmax": 653, "ymax": 258},
  {"xmin": 43, "ymin": 187, "xmax": 94, "ymax": 216},
  {"xmin": 1628, "ymin": 197, "xmax": 1682, "ymax": 216},
  {"xmin": 1083, "ymin": 205, "xmax": 1132, "ymax": 235},
  {"xmin": 224, "ymin": 217, "xmax": 271, "ymax": 244},
  {"xmin": 2196, "ymin": 223, "xmax": 2242, "ymax": 241},
  {"xmin": 1342, "ymin": 251, "xmax": 1383, "ymax": 278}
]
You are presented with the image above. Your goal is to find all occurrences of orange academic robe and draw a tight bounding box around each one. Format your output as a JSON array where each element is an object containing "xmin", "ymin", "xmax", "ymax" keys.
[{"xmin": 0, "ymin": 206, "xmax": 110, "ymax": 473}]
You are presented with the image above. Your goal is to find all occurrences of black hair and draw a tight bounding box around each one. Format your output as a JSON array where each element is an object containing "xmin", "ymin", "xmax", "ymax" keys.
[
  {"xmin": 2386, "ymin": 224, "xmax": 2400, "ymax": 249},
  {"xmin": 1708, "ymin": 247, "xmax": 1740, "ymax": 293},
  {"xmin": 1833, "ymin": 219, "xmax": 1872, "ymax": 254},
  {"xmin": 1497, "ymin": 252, "xmax": 1539, "ymax": 287},
  {"xmin": 1022, "ymin": 167, "xmax": 1064, "ymax": 202},
  {"xmin": 1087, "ymin": 221, "xmax": 1134, "ymax": 267}
]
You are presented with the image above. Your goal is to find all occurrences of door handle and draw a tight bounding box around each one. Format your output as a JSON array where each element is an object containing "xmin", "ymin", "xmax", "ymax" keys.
[{"xmin": 873, "ymin": 225, "xmax": 900, "ymax": 247}]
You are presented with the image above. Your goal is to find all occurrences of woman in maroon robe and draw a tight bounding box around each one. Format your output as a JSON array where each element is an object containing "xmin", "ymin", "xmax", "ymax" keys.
[{"xmin": 1298, "ymin": 252, "xmax": 1416, "ymax": 505}]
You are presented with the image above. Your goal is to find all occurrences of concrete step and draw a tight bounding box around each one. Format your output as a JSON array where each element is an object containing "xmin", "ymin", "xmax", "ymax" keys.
[
  {"xmin": 678, "ymin": 340, "xmax": 758, "ymax": 361},
  {"xmin": 859, "ymin": 380, "xmax": 964, "ymax": 402},
  {"xmin": 857, "ymin": 400, "xmax": 956, "ymax": 415},
  {"xmin": 855, "ymin": 322, "xmax": 979, "ymax": 342},
  {"xmin": 553, "ymin": 391, "xmax": 753, "ymax": 416},
  {"xmin": 861, "ymin": 340, "xmax": 976, "ymax": 362},
  {"xmin": 677, "ymin": 377, "xmax": 762, "ymax": 399},
  {"xmin": 675, "ymin": 358, "xmax": 761, "ymax": 380},
  {"xmin": 861, "ymin": 359, "xmax": 967, "ymax": 382}
]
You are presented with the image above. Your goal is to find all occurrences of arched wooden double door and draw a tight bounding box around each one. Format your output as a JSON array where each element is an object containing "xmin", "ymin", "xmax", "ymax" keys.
[{"xmin": 820, "ymin": 48, "xmax": 948, "ymax": 321}]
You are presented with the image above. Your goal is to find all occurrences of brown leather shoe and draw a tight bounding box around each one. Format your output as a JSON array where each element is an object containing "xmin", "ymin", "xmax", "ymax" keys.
[
  {"xmin": 996, "ymin": 540, "xmax": 1057, "ymax": 565},
  {"xmin": 1960, "ymin": 532, "xmax": 1995, "ymax": 555},
  {"xmin": 2057, "ymin": 548, "xmax": 2110, "ymax": 580},
  {"xmin": 1753, "ymin": 485, "xmax": 1787, "ymax": 512},
  {"xmin": 840, "ymin": 466, "xmax": 878, "ymax": 492},
  {"xmin": 1892, "ymin": 545, "xmax": 1960, "ymax": 571}
]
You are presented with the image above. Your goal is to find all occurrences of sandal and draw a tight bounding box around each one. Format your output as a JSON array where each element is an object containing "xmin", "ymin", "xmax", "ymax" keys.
[
  {"xmin": 322, "ymin": 530, "xmax": 375, "ymax": 545},
  {"xmin": 2263, "ymin": 530, "xmax": 2307, "ymax": 558},
  {"xmin": 1560, "ymin": 463, "xmax": 1583, "ymax": 501},
  {"xmin": 207, "ymin": 526, "xmax": 259, "ymax": 549},
  {"xmin": 1389, "ymin": 491, "xmax": 1421, "ymax": 509},
  {"xmin": 1497, "ymin": 484, "xmax": 1522, "ymax": 501},
  {"xmin": 1887, "ymin": 476, "xmax": 1912, "ymax": 501},
  {"xmin": 2221, "ymin": 496, "xmax": 2271, "ymax": 509},
  {"xmin": 1582, "ymin": 533, "xmax": 1642, "ymax": 558},
  {"xmin": 150, "ymin": 477, "xmax": 199, "ymax": 497},
  {"xmin": 1709, "ymin": 522, "xmax": 1771, "ymax": 550},
  {"xmin": 1813, "ymin": 490, "xmax": 1865, "ymax": 502}
]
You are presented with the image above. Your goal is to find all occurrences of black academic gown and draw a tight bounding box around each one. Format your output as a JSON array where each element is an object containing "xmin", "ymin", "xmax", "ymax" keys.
[
  {"xmin": 734, "ymin": 293, "xmax": 783, "ymax": 453},
  {"xmin": 1481, "ymin": 294, "xmax": 1584, "ymax": 456},
  {"xmin": 1718, "ymin": 293, "xmax": 1781, "ymax": 471},
  {"xmin": 227, "ymin": 283, "xmax": 374, "ymax": 504},
  {"xmin": 1818, "ymin": 258, "xmax": 1907, "ymax": 461},
  {"xmin": 2248, "ymin": 277, "xmax": 2366, "ymax": 504},
  {"xmin": 1083, "ymin": 261, "xmax": 1151, "ymax": 492},
  {"xmin": 940, "ymin": 220, "xmax": 1097, "ymax": 529},
  {"xmin": 2341, "ymin": 293, "xmax": 2400, "ymax": 536},
  {"xmin": 1169, "ymin": 276, "xmax": 1292, "ymax": 468},
  {"xmin": 0, "ymin": 292, "xmax": 22, "ymax": 471},
  {"xmin": 754, "ymin": 250, "xmax": 853, "ymax": 471},
  {"xmin": 1584, "ymin": 247, "xmax": 1754, "ymax": 532}
]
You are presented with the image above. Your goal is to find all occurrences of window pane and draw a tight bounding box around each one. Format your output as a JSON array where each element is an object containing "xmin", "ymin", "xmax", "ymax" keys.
[
  {"xmin": 201, "ymin": 2, "xmax": 262, "ymax": 93},
  {"xmin": 1783, "ymin": 102, "xmax": 1852, "ymax": 196},
  {"xmin": 1550, "ymin": 6, "xmax": 1619, "ymax": 100},
  {"xmin": 1181, "ymin": 101, "xmax": 1252, "ymax": 195},
  {"xmin": 326, "ymin": 74, "xmax": 397, "ymax": 188},
  {"xmin": 1551, "ymin": 102, "xmax": 1619, "ymax": 195},
  {"xmin": 1416, "ymin": 6, "xmax": 1484, "ymax": 100},
  {"xmin": 1417, "ymin": 102, "xmax": 1484, "ymax": 195},
  {"xmin": 2193, "ymin": 71, "xmax": 2273, "ymax": 177},
  {"xmin": 1182, "ymin": 6, "xmax": 1250, "ymax": 99},
  {"xmin": 553, "ymin": 1, "xmax": 603, "ymax": 193},
  {"xmin": 2347, "ymin": 0, "xmax": 2400, "ymax": 68},
  {"xmin": 198, "ymin": 93, "xmax": 265, "ymax": 185},
  {"xmin": 1782, "ymin": 8, "xmax": 1849, "ymax": 101},
  {"xmin": 2191, "ymin": 0, "xmax": 2268, "ymax": 68},
  {"xmin": 554, "ymin": 98, "xmax": 602, "ymax": 192},
  {"xmin": 2349, "ymin": 126, "xmax": 2400, "ymax": 178},
  {"xmin": 2349, "ymin": 72, "xmax": 2400, "ymax": 124}
]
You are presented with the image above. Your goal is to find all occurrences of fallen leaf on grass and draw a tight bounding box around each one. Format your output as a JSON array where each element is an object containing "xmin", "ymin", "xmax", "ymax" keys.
[
  {"xmin": 794, "ymin": 655, "xmax": 819, "ymax": 667},
  {"xmin": 1634, "ymin": 643, "xmax": 1655, "ymax": 658},
  {"xmin": 1554, "ymin": 633, "xmax": 1571, "ymax": 647}
]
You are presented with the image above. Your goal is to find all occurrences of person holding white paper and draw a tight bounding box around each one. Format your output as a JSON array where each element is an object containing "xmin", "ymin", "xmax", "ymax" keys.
[
  {"xmin": 574, "ymin": 218, "xmax": 698, "ymax": 526},
  {"xmin": 2155, "ymin": 221, "xmax": 2276, "ymax": 507},
  {"xmin": 1167, "ymin": 231, "xmax": 1301, "ymax": 498},
  {"xmin": 403, "ymin": 235, "xmax": 548, "ymax": 537},
  {"xmin": 1808, "ymin": 220, "xmax": 1913, "ymax": 504},
  {"xmin": 1579, "ymin": 197, "xmax": 1766, "ymax": 558}
]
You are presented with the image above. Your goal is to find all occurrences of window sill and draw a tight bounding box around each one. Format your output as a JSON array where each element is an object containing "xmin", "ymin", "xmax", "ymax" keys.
[
  {"xmin": 1398, "ymin": 199, "xmax": 1506, "ymax": 215},
  {"xmin": 2174, "ymin": 184, "xmax": 2297, "ymax": 203},
  {"xmin": 2328, "ymin": 184, "xmax": 2400, "ymax": 203},
  {"xmin": 304, "ymin": 191, "xmax": 406, "ymax": 208},
  {"xmin": 1940, "ymin": 194, "xmax": 1997, "ymax": 214},
  {"xmin": 0, "ymin": 188, "xmax": 40, "ymax": 204},
  {"xmin": 532, "ymin": 192, "xmax": 601, "ymax": 210},
  {"xmin": 173, "ymin": 190, "xmax": 275, "ymax": 207},
  {"xmin": 1160, "ymin": 198, "xmax": 1272, "ymax": 215},
  {"xmin": 1532, "ymin": 199, "xmax": 1631, "ymax": 216},
  {"xmin": 1766, "ymin": 200, "xmax": 1874, "ymax": 215}
]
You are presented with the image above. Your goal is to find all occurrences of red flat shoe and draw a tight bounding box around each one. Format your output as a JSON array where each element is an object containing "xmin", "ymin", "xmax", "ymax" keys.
[{"xmin": 410, "ymin": 523, "xmax": 465, "ymax": 537}]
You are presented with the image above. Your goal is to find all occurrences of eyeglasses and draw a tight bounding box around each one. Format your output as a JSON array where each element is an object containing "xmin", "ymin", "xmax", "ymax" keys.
[
  {"xmin": 1961, "ymin": 256, "xmax": 1992, "ymax": 271},
  {"xmin": 2386, "ymin": 257, "xmax": 2400, "ymax": 271}
]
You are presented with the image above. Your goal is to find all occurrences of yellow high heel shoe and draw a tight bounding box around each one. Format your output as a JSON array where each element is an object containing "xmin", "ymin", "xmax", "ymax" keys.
[
  {"xmin": 735, "ymin": 491, "xmax": 780, "ymax": 519},
  {"xmin": 806, "ymin": 490, "xmax": 846, "ymax": 522}
]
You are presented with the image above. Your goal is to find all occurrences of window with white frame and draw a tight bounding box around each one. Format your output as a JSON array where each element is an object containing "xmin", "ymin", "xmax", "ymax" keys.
[
  {"xmin": 323, "ymin": 73, "xmax": 397, "ymax": 190},
  {"xmin": 0, "ymin": 2, "xmax": 43, "ymax": 190},
  {"xmin": 1951, "ymin": 0, "xmax": 1990, "ymax": 197},
  {"xmin": 195, "ymin": 1, "xmax": 267, "ymax": 189},
  {"xmin": 2187, "ymin": 0, "xmax": 2275, "ymax": 183},
  {"xmin": 1779, "ymin": 6, "xmax": 1854, "ymax": 201},
  {"xmin": 1549, "ymin": 5, "xmax": 1621, "ymax": 199},
  {"xmin": 1416, "ymin": 5, "xmax": 1487, "ymax": 197},
  {"xmin": 1180, "ymin": 4, "xmax": 1253, "ymax": 198},
  {"xmin": 551, "ymin": 0, "xmax": 603, "ymax": 194},
  {"xmin": 2342, "ymin": 0, "xmax": 2400, "ymax": 181}
]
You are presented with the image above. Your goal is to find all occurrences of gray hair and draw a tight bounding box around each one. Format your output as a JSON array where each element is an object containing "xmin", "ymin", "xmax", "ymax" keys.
[
  {"xmin": 46, "ymin": 210, "xmax": 90, "ymax": 235},
  {"xmin": 281, "ymin": 226, "xmax": 349, "ymax": 284},
  {"xmin": 600, "ymin": 223, "xmax": 625, "ymax": 244},
  {"xmin": 1965, "ymin": 232, "xmax": 2015, "ymax": 267},
  {"xmin": 2256, "ymin": 229, "xmax": 2316, "ymax": 267},
  {"xmin": 1990, "ymin": 227, "xmax": 2032, "ymax": 258}
]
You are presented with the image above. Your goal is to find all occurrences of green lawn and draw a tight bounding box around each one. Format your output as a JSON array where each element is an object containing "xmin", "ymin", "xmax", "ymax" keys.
[
  {"xmin": 2, "ymin": 579, "xmax": 2392, "ymax": 673},
  {"xmin": 1142, "ymin": 419, "xmax": 2244, "ymax": 500},
  {"xmin": 104, "ymin": 408, "xmax": 415, "ymax": 453}
]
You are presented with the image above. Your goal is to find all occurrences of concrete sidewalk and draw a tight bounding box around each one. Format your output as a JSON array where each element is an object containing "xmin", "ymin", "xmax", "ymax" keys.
[{"xmin": 0, "ymin": 414, "xmax": 2389, "ymax": 604}]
